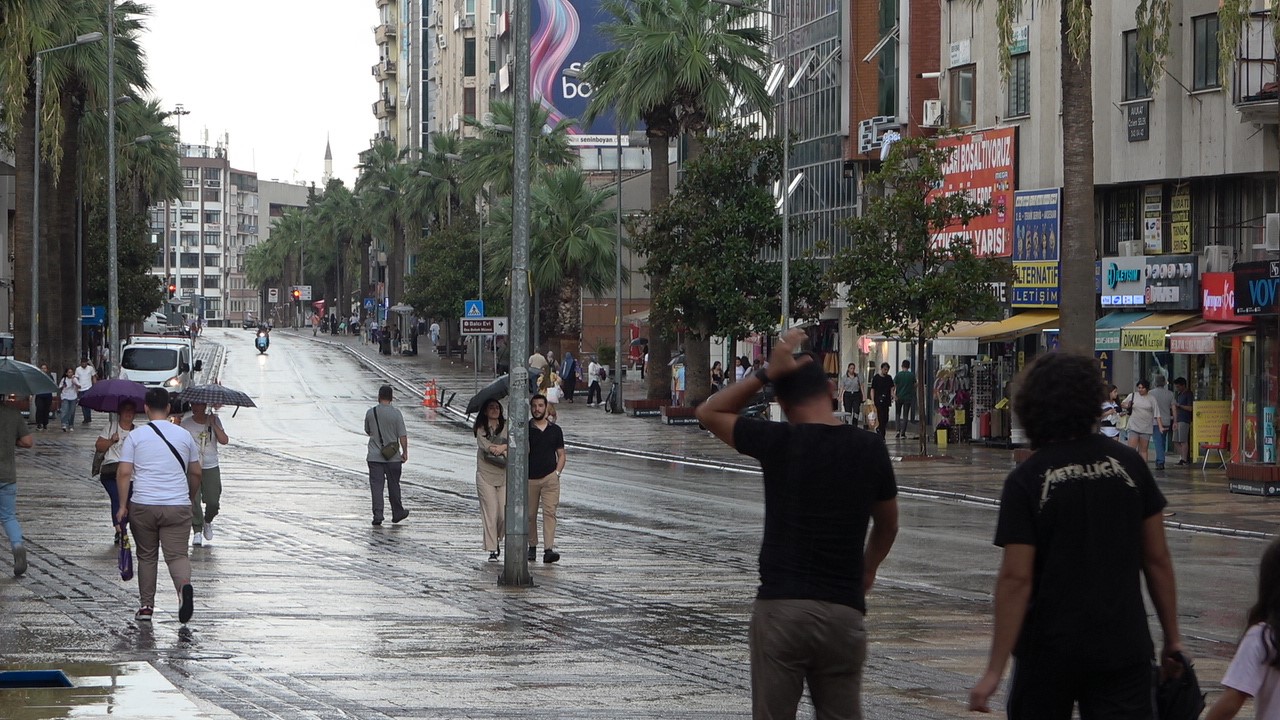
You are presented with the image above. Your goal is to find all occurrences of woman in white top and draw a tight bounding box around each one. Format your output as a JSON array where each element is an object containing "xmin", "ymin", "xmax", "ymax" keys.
[
  {"xmin": 1100, "ymin": 384, "xmax": 1122, "ymax": 439},
  {"xmin": 96, "ymin": 400, "xmax": 141, "ymax": 545},
  {"xmin": 1206, "ymin": 536, "xmax": 1280, "ymax": 720},
  {"xmin": 58, "ymin": 368, "xmax": 80, "ymax": 432},
  {"xmin": 1124, "ymin": 379, "xmax": 1163, "ymax": 461}
]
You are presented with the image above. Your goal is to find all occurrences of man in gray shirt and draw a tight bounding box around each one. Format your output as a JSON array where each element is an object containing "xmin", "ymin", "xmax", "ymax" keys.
[
  {"xmin": 1149, "ymin": 375, "xmax": 1176, "ymax": 471},
  {"xmin": 364, "ymin": 385, "xmax": 409, "ymax": 526}
]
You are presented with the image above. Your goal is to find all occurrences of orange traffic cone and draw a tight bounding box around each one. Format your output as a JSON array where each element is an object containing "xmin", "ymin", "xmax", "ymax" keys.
[{"xmin": 423, "ymin": 381, "xmax": 438, "ymax": 408}]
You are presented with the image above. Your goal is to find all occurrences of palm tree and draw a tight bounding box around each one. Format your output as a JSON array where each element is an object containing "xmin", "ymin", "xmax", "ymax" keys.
[
  {"xmin": 459, "ymin": 99, "xmax": 576, "ymax": 200},
  {"xmin": 484, "ymin": 168, "xmax": 620, "ymax": 343},
  {"xmin": 1, "ymin": 0, "xmax": 150, "ymax": 368},
  {"xmin": 355, "ymin": 139, "xmax": 412, "ymax": 303},
  {"xmin": 310, "ymin": 180, "xmax": 363, "ymax": 316},
  {"xmin": 582, "ymin": 0, "xmax": 770, "ymax": 399}
]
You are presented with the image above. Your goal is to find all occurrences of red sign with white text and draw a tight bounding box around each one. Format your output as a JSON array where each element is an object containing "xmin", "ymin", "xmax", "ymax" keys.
[
  {"xmin": 1202, "ymin": 272, "xmax": 1243, "ymax": 321},
  {"xmin": 928, "ymin": 126, "xmax": 1018, "ymax": 257}
]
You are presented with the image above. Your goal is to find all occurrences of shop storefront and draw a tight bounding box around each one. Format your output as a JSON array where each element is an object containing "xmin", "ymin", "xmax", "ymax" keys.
[
  {"xmin": 1228, "ymin": 263, "xmax": 1280, "ymax": 476},
  {"xmin": 932, "ymin": 310, "xmax": 1057, "ymax": 445}
]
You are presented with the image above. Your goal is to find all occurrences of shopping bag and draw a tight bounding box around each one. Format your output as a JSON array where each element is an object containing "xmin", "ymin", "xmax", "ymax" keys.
[{"xmin": 118, "ymin": 532, "xmax": 134, "ymax": 581}]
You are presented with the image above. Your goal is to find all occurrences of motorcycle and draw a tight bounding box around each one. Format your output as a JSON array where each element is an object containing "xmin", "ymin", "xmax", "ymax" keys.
[{"xmin": 255, "ymin": 331, "xmax": 270, "ymax": 354}]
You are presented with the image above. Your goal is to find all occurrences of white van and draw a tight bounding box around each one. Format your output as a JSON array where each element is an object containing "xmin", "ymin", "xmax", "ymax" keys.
[{"xmin": 119, "ymin": 336, "xmax": 202, "ymax": 409}]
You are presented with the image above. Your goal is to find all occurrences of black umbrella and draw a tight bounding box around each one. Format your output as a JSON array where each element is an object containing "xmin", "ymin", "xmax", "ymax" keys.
[
  {"xmin": 466, "ymin": 375, "xmax": 510, "ymax": 415},
  {"xmin": 630, "ymin": 337, "xmax": 648, "ymax": 347},
  {"xmin": 0, "ymin": 358, "xmax": 58, "ymax": 396},
  {"xmin": 178, "ymin": 384, "xmax": 256, "ymax": 408}
]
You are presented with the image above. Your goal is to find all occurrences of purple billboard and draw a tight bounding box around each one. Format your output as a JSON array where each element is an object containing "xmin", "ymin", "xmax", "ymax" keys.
[{"xmin": 530, "ymin": 0, "xmax": 618, "ymax": 144}]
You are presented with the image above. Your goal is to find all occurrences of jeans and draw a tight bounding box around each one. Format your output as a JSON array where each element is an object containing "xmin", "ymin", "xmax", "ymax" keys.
[
  {"xmin": 1152, "ymin": 424, "xmax": 1167, "ymax": 466},
  {"xmin": 896, "ymin": 399, "xmax": 916, "ymax": 435},
  {"xmin": 367, "ymin": 461, "xmax": 405, "ymax": 523},
  {"xmin": 0, "ymin": 481, "xmax": 22, "ymax": 548},
  {"xmin": 874, "ymin": 402, "xmax": 891, "ymax": 437},
  {"xmin": 750, "ymin": 599, "xmax": 867, "ymax": 720},
  {"xmin": 81, "ymin": 402, "xmax": 91, "ymax": 423},
  {"xmin": 60, "ymin": 399, "xmax": 78, "ymax": 429}
]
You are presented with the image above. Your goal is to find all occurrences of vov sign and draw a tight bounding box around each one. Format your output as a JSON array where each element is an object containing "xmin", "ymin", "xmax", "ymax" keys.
[{"xmin": 1234, "ymin": 261, "xmax": 1280, "ymax": 315}]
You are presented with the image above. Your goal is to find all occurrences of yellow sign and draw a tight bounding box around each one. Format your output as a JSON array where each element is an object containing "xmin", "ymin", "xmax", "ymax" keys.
[
  {"xmin": 1120, "ymin": 328, "xmax": 1167, "ymax": 352},
  {"xmin": 1171, "ymin": 186, "xmax": 1191, "ymax": 254},
  {"xmin": 1191, "ymin": 400, "xmax": 1230, "ymax": 461}
]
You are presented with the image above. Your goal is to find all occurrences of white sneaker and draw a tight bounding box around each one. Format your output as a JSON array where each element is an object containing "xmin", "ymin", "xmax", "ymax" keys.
[
  {"xmin": 202, "ymin": 521, "xmax": 213, "ymax": 541},
  {"xmin": 192, "ymin": 532, "xmax": 203, "ymax": 547}
]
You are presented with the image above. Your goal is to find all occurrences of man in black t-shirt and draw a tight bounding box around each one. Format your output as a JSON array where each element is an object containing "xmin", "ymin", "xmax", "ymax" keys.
[
  {"xmin": 527, "ymin": 394, "xmax": 566, "ymax": 564},
  {"xmin": 697, "ymin": 329, "xmax": 899, "ymax": 719},
  {"xmin": 869, "ymin": 363, "xmax": 895, "ymax": 438},
  {"xmin": 969, "ymin": 353, "xmax": 1185, "ymax": 719}
]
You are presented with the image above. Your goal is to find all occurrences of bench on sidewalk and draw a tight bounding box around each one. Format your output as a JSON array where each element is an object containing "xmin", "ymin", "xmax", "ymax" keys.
[
  {"xmin": 625, "ymin": 398, "xmax": 662, "ymax": 417},
  {"xmin": 436, "ymin": 344, "xmax": 468, "ymax": 359},
  {"xmin": 660, "ymin": 405, "xmax": 700, "ymax": 426}
]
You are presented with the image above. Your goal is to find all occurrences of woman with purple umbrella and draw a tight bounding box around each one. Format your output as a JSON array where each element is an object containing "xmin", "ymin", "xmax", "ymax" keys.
[{"xmin": 96, "ymin": 400, "xmax": 140, "ymax": 545}]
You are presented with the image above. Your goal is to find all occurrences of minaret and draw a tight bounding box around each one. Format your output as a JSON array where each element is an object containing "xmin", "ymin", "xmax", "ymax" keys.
[{"xmin": 323, "ymin": 135, "xmax": 333, "ymax": 184}]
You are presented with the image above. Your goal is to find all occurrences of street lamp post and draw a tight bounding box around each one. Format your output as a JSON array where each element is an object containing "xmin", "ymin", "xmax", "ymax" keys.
[
  {"xmin": 107, "ymin": 0, "xmax": 122, "ymax": 373},
  {"xmin": 31, "ymin": 31, "xmax": 103, "ymax": 367}
]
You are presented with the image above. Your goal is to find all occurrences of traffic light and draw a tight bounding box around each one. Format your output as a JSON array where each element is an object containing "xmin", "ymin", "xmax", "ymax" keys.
[
  {"xmin": 167, "ymin": 279, "xmax": 176, "ymax": 296},
  {"xmin": 291, "ymin": 288, "xmax": 301, "ymax": 300}
]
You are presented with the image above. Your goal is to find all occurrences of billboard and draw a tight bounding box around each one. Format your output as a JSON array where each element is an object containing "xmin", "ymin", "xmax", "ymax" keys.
[
  {"xmin": 1011, "ymin": 188, "xmax": 1060, "ymax": 307},
  {"xmin": 531, "ymin": 0, "xmax": 616, "ymax": 143},
  {"xmin": 928, "ymin": 126, "xmax": 1017, "ymax": 257}
]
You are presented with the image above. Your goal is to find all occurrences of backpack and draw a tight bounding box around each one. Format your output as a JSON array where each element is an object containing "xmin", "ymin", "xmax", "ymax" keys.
[{"xmin": 598, "ymin": 367, "xmax": 607, "ymax": 381}]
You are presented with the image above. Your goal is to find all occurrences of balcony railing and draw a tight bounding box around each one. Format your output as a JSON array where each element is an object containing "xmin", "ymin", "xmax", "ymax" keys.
[
  {"xmin": 374, "ymin": 23, "xmax": 396, "ymax": 45},
  {"xmin": 372, "ymin": 59, "xmax": 397, "ymax": 80},
  {"xmin": 372, "ymin": 98, "xmax": 395, "ymax": 119},
  {"xmin": 1234, "ymin": 11, "xmax": 1279, "ymax": 124}
]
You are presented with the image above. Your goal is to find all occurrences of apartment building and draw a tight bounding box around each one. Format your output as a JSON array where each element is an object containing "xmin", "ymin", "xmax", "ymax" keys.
[
  {"xmin": 148, "ymin": 140, "xmax": 259, "ymax": 327},
  {"xmin": 256, "ymin": 180, "xmax": 310, "ymax": 324}
]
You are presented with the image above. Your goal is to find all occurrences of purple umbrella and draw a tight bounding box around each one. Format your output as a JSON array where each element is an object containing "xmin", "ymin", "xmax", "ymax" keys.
[{"xmin": 77, "ymin": 378, "xmax": 147, "ymax": 413}]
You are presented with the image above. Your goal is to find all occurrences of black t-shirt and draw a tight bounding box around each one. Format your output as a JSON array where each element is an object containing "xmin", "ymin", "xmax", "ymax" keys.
[
  {"xmin": 994, "ymin": 434, "xmax": 1167, "ymax": 668},
  {"xmin": 528, "ymin": 420, "xmax": 564, "ymax": 479},
  {"xmin": 870, "ymin": 374, "xmax": 895, "ymax": 405},
  {"xmin": 733, "ymin": 418, "xmax": 898, "ymax": 613}
]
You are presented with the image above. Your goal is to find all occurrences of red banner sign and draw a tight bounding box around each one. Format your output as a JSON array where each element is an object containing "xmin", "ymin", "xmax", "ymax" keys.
[
  {"xmin": 928, "ymin": 127, "xmax": 1018, "ymax": 257},
  {"xmin": 1202, "ymin": 272, "xmax": 1242, "ymax": 321}
]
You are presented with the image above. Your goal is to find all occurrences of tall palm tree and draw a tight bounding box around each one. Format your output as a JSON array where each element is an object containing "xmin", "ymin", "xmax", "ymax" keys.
[
  {"xmin": 484, "ymin": 168, "xmax": 620, "ymax": 342},
  {"xmin": 459, "ymin": 99, "xmax": 576, "ymax": 200},
  {"xmin": 355, "ymin": 139, "xmax": 412, "ymax": 303},
  {"xmin": 582, "ymin": 0, "xmax": 770, "ymax": 399},
  {"xmin": 311, "ymin": 180, "xmax": 363, "ymax": 316}
]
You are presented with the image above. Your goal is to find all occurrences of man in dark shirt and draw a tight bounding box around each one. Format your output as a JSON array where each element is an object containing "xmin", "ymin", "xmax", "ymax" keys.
[
  {"xmin": 697, "ymin": 329, "xmax": 899, "ymax": 719},
  {"xmin": 869, "ymin": 362, "xmax": 895, "ymax": 438},
  {"xmin": 969, "ymin": 352, "xmax": 1184, "ymax": 718},
  {"xmin": 1172, "ymin": 377, "xmax": 1194, "ymax": 465},
  {"xmin": 527, "ymin": 394, "xmax": 566, "ymax": 564}
]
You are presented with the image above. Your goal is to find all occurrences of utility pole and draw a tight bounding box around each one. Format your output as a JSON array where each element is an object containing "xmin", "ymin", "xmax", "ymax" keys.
[
  {"xmin": 501, "ymin": 0, "xmax": 533, "ymax": 587},
  {"xmin": 107, "ymin": 0, "xmax": 120, "ymax": 372}
]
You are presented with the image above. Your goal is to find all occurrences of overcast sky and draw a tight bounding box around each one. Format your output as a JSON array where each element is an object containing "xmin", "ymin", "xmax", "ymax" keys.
[{"xmin": 139, "ymin": 0, "xmax": 378, "ymax": 187}]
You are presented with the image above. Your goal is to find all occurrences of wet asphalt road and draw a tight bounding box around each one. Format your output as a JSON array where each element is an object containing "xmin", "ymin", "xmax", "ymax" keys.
[{"xmin": 0, "ymin": 328, "xmax": 1266, "ymax": 718}]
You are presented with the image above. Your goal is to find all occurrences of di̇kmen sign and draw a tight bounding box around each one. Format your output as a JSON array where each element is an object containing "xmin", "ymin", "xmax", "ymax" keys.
[
  {"xmin": 1234, "ymin": 261, "xmax": 1280, "ymax": 315},
  {"xmin": 1120, "ymin": 327, "xmax": 1168, "ymax": 352}
]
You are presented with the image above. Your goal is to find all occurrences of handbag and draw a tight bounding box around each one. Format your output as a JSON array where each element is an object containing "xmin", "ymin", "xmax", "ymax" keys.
[
  {"xmin": 373, "ymin": 407, "xmax": 400, "ymax": 461},
  {"xmin": 1155, "ymin": 652, "xmax": 1205, "ymax": 720},
  {"xmin": 92, "ymin": 418, "xmax": 117, "ymax": 477},
  {"xmin": 482, "ymin": 449, "xmax": 508, "ymax": 468},
  {"xmin": 118, "ymin": 531, "xmax": 134, "ymax": 581},
  {"xmin": 1117, "ymin": 414, "xmax": 1130, "ymax": 431}
]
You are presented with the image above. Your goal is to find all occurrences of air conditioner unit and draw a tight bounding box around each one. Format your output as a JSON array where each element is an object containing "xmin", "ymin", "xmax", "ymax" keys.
[
  {"xmin": 488, "ymin": 76, "xmax": 497, "ymax": 88},
  {"xmin": 922, "ymin": 99, "xmax": 944, "ymax": 128},
  {"xmin": 1267, "ymin": 213, "xmax": 1280, "ymax": 252},
  {"xmin": 1202, "ymin": 244, "xmax": 1235, "ymax": 273},
  {"xmin": 183, "ymin": 179, "xmax": 196, "ymax": 187},
  {"xmin": 1118, "ymin": 240, "xmax": 1144, "ymax": 257},
  {"xmin": 482, "ymin": 112, "xmax": 495, "ymax": 126},
  {"xmin": 437, "ymin": 33, "xmax": 446, "ymax": 49},
  {"xmin": 460, "ymin": 17, "xmax": 475, "ymax": 29}
]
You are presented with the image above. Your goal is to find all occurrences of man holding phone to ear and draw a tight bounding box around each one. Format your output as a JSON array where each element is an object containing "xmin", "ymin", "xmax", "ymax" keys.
[{"xmin": 697, "ymin": 329, "xmax": 900, "ymax": 719}]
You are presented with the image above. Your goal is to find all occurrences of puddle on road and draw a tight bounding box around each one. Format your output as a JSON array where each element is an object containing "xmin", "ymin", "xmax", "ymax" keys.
[{"xmin": 0, "ymin": 661, "xmax": 214, "ymax": 719}]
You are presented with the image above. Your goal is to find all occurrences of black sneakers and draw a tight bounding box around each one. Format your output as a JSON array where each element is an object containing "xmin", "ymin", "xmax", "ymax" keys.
[
  {"xmin": 392, "ymin": 509, "xmax": 409, "ymax": 523},
  {"xmin": 527, "ymin": 546, "xmax": 537, "ymax": 561},
  {"xmin": 488, "ymin": 551, "xmax": 499, "ymax": 561},
  {"xmin": 178, "ymin": 583, "xmax": 194, "ymax": 624},
  {"xmin": 543, "ymin": 549, "xmax": 560, "ymax": 564}
]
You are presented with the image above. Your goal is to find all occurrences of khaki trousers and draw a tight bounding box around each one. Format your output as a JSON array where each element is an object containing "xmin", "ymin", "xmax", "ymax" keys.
[
  {"xmin": 750, "ymin": 598, "xmax": 867, "ymax": 720},
  {"xmin": 476, "ymin": 474, "xmax": 506, "ymax": 552},
  {"xmin": 128, "ymin": 503, "xmax": 193, "ymax": 609},
  {"xmin": 527, "ymin": 471, "xmax": 560, "ymax": 549}
]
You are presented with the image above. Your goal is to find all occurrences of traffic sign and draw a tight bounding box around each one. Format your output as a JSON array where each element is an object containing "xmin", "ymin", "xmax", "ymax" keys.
[
  {"xmin": 363, "ymin": 297, "xmax": 375, "ymax": 311},
  {"xmin": 268, "ymin": 288, "xmax": 279, "ymax": 303},
  {"xmin": 464, "ymin": 299, "xmax": 485, "ymax": 318},
  {"xmin": 295, "ymin": 285, "xmax": 312, "ymax": 301},
  {"xmin": 461, "ymin": 316, "xmax": 508, "ymax": 335}
]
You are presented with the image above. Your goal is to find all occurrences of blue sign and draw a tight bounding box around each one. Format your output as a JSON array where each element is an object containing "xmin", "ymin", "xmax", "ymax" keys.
[
  {"xmin": 363, "ymin": 298, "xmax": 375, "ymax": 311},
  {"xmin": 1011, "ymin": 188, "xmax": 1061, "ymax": 308},
  {"xmin": 80, "ymin": 305, "xmax": 105, "ymax": 327},
  {"xmin": 531, "ymin": 0, "xmax": 618, "ymax": 142},
  {"xmin": 464, "ymin": 300, "xmax": 485, "ymax": 318}
]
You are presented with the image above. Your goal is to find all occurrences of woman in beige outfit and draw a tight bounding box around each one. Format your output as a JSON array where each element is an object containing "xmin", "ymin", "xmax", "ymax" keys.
[{"xmin": 474, "ymin": 399, "xmax": 508, "ymax": 561}]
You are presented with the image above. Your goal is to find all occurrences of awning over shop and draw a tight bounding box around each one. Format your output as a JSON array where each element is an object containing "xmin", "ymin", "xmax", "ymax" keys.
[
  {"xmin": 1094, "ymin": 311, "xmax": 1152, "ymax": 351},
  {"xmin": 1168, "ymin": 321, "xmax": 1254, "ymax": 354},
  {"xmin": 933, "ymin": 311, "xmax": 1058, "ymax": 355},
  {"xmin": 1118, "ymin": 312, "xmax": 1199, "ymax": 352}
]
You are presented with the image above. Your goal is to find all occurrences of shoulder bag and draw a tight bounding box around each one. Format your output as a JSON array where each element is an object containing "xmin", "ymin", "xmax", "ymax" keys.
[
  {"xmin": 373, "ymin": 407, "xmax": 401, "ymax": 461},
  {"xmin": 480, "ymin": 428, "xmax": 508, "ymax": 468},
  {"xmin": 91, "ymin": 417, "xmax": 117, "ymax": 477},
  {"xmin": 147, "ymin": 422, "xmax": 188, "ymax": 473}
]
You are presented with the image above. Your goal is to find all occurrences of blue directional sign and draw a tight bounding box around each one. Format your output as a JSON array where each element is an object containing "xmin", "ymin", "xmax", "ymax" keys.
[
  {"xmin": 464, "ymin": 300, "xmax": 485, "ymax": 318},
  {"xmin": 363, "ymin": 297, "xmax": 376, "ymax": 311}
]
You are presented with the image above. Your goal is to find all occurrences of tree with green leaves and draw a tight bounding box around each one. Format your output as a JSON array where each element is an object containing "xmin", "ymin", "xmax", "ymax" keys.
[
  {"xmin": 355, "ymin": 139, "xmax": 413, "ymax": 303},
  {"xmin": 828, "ymin": 137, "xmax": 1011, "ymax": 456},
  {"xmin": 403, "ymin": 212, "xmax": 483, "ymax": 351},
  {"xmin": 582, "ymin": 0, "xmax": 772, "ymax": 401},
  {"xmin": 459, "ymin": 100, "xmax": 576, "ymax": 200},
  {"xmin": 635, "ymin": 126, "xmax": 828, "ymax": 406}
]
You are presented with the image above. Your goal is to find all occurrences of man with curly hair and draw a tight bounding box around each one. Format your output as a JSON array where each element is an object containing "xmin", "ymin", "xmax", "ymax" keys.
[{"xmin": 969, "ymin": 352, "xmax": 1185, "ymax": 718}]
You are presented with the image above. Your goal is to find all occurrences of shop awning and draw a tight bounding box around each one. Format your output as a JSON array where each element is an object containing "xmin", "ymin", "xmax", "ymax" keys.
[
  {"xmin": 933, "ymin": 311, "xmax": 1058, "ymax": 355},
  {"xmin": 1168, "ymin": 320, "xmax": 1254, "ymax": 354},
  {"xmin": 1118, "ymin": 312, "xmax": 1199, "ymax": 352},
  {"xmin": 1094, "ymin": 312, "xmax": 1152, "ymax": 350}
]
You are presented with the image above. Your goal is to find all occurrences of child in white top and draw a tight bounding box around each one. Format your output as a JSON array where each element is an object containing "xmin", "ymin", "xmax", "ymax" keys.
[{"xmin": 1207, "ymin": 537, "xmax": 1280, "ymax": 719}]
